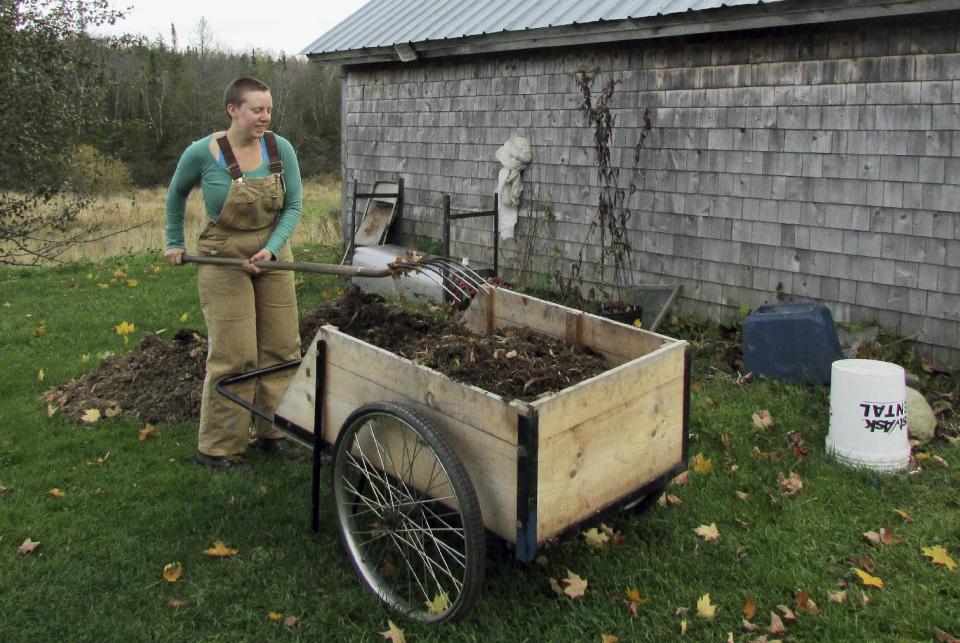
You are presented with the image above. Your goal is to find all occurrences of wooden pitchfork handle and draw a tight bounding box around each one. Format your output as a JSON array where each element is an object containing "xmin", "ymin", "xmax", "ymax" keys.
[{"xmin": 181, "ymin": 253, "xmax": 405, "ymax": 278}]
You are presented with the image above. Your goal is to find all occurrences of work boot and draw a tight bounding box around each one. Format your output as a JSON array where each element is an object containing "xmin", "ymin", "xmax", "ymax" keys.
[
  {"xmin": 249, "ymin": 436, "xmax": 306, "ymax": 461},
  {"xmin": 195, "ymin": 451, "xmax": 250, "ymax": 471}
]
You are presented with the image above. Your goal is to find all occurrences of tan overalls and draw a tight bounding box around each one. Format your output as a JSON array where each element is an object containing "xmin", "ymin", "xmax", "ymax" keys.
[{"xmin": 195, "ymin": 133, "xmax": 300, "ymax": 457}]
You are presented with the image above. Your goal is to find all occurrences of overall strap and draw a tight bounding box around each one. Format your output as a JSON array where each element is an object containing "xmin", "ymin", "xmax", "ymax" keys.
[
  {"xmin": 264, "ymin": 131, "xmax": 283, "ymax": 174},
  {"xmin": 216, "ymin": 136, "xmax": 244, "ymax": 180}
]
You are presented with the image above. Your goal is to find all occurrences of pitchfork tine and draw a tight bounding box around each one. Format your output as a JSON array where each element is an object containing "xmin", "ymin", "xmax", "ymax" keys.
[
  {"xmin": 417, "ymin": 258, "xmax": 491, "ymax": 292},
  {"xmin": 406, "ymin": 264, "xmax": 472, "ymax": 305}
]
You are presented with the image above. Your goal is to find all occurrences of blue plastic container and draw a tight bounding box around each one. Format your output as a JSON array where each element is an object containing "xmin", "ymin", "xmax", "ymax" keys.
[{"xmin": 742, "ymin": 303, "xmax": 842, "ymax": 384}]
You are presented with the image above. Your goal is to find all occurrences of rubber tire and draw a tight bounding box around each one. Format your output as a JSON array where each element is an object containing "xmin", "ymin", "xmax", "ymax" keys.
[{"xmin": 331, "ymin": 401, "xmax": 485, "ymax": 623}]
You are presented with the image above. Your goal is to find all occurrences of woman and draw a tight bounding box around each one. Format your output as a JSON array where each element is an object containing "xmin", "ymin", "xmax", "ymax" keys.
[{"xmin": 164, "ymin": 76, "xmax": 302, "ymax": 470}]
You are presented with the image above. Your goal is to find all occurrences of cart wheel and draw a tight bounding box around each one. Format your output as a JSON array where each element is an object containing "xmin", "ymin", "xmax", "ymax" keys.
[{"xmin": 332, "ymin": 402, "xmax": 485, "ymax": 623}]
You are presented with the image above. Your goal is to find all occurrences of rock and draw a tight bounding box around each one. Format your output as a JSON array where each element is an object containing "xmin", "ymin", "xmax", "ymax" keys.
[{"xmin": 906, "ymin": 387, "xmax": 936, "ymax": 444}]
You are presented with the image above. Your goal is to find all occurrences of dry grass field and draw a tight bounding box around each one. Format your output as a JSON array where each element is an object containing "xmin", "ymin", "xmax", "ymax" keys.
[{"xmin": 53, "ymin": 175, "xmax": 343, "ymax": 263}]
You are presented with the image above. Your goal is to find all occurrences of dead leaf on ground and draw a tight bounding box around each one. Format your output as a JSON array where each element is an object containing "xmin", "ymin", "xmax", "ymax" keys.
[
  {"xmin": 139, "ymin": 424, "xmax": 159, "ymax": 441},
  {"xmin": 381, "ymin": 620, "xmax": 405, "ymax": 643},
  {"xmin": 704, "ymin": 397, "xmax": 716, "ymax": 406},
  {"xmin": 203, "ymin": 540, "xmax": 239, "ymax": 558},
  {"xmin": 696, "ymin": 593, "xmax": 717, "ymax": 619},
  {"xmin": 735, "ymin": 490, "xmax": 749, "ymax": 502},
  {"xmin": 49, "ymin": 488, "xmax": 64, "ymax": 498},
  {"xmin": 672, "ymin": 470, "xmax": 689, "ymax": 486},
  {"xmin": 894, "ymin": 508, "xmax": 914, "ymax": 523},
  {"xmin": 932, "ymin": 455, "xmax": 949, "ymax": 467},
  {"xmin": 777, "ymin": 604, "xmax": 797, "ymax": 621},
  {"xmin": 625, "ymin": 587, "xmax": 646, "ymax": 606},
  {"xmin": 753, "ymin": 446, "xmax": 783, "ymax": 463},
  {"xmin": 561, "ymin": 571, "xmax": 589, "ymax": 599},
  {"xmin": 742, "ymin": 619, "xmax": 759, "ymax": 632},
  {"xmin": 659, "ymin": 493, "xmax": 683, "ymax": 507},
  {"xmin": 796, "ymin": 589, "xmax": 819, "ymax": 615},
  {"xmin": 0, "ymin": 485, "xmax": 12, "ymax": 494},
  {"xmin": 694, "ymin": 523, "xmax": 720, "ymax": 541},
  {"xmin": 17, "ymin": 538, "xmax": 40, "ymax": 555},
  {"xmin": 863, "ymin": 527, "xmax": 901, "ymax": 547},
  {"xmin": 584, "ymin": 527, "xmax": 609, "ymax": 549},
  {"xmin": 47, "ymin": 403, "xmax": 57, "ymax": 417},
  {"xmin": 283, "ymin": 615, "xmax": 299, "ymax": 628},
  {"xmin": 425, "ymin": 592, "xmax": 449, "ymax": 615},
  {"xmin": 828, "ymin": 590, "xmax": 847, "ymax": 604},
  {"xmin": 680, "ymin": 619, "xmax": 688, "ymax": 635},
  {"xmin": 80, "ymin": 408, "xmax": 101, "ymax": 424},
  {"xmin": 267, "ymin": 612, "xmax": 282, "ymax": 622},
  {"xmin": 600, "ymin": 523, "xmax": 625, "ymax": 545},
  {"xmin": 103, "ymin": 404, "xmax": 121, "ymax": 418},
  {"xmin": 922, "ymin": 545, "xmax": 957, "ymax": 571},
  {"xmin": 87, "ymin": 452, "xmax": 110, "ymax": 467},
  {"xmin": 162, "ymin": 562, "xmax": 183, "ymax": 583},
  {"xmin": 692, "ymin": 452, "xmax": 712, "ymax": 474},
  {"xmin": 777, "ymin": 471, "xmax": 803, "ymax": 498},
  {"xmin": 934, "ymin": 627, "xmax": 960, "ymax": 643},
  {"xmin": 768, "ymin": 612, "xmax": 787, "ymax": 635},
  {"xmin": 752, "ymin": 409, "xmax": 775, "ymax": 429},
  {"xmin": 742, "ymin": 596, "xmax": 757, "ymax": 621},
  {"xmin": 850, "ymin": 555, "xmax": 876, "ymax": 573},
  {"xmin": 166, "ymin": 599, "xmax": 189, "ymax": 608},
  {"xmin": 721, "ymin": 432, "xmax": 732, "ymax": 452},
  {"xmin": 853, "ymin": 567, "xmax": 884, "ymax": 589}
]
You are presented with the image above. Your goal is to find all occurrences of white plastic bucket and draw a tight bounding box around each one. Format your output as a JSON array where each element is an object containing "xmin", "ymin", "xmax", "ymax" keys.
[{"xmin": 826, "ymin": 359, "xmax": 910, "ymax": 472}]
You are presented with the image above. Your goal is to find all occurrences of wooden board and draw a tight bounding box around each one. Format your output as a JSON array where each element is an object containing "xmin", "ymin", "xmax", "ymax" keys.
[
  {"xmin": 535, "ymin": 342, "xmax": 686, "ymax": 540},
  {"xmin": 276, "ymin": 327, "xmax": 521, "ymax": 540},
  {"xmin": 462, "ymin": 288, "xmax": 675, "ymax": 365}
]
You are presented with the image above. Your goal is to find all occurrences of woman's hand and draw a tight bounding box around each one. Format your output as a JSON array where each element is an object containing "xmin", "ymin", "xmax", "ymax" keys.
[
  {"xmin": 164, "ymin": 248, "xmax": 184, "ymax": 266},
  {"xmin": 242, "ymin": 248, "xmax": 274, "ymax": 274}
]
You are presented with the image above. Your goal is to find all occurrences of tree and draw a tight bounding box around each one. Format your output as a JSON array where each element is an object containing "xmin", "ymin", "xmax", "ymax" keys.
[{"xmin": 0, "ymin": 0, "xmax": 126, "ymax": 264}]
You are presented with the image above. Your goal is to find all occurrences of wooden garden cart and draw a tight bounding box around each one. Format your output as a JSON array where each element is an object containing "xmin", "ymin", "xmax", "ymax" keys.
[{"xmin": 216, "ymin": 287, "xmax": 690, "ymax": 623}]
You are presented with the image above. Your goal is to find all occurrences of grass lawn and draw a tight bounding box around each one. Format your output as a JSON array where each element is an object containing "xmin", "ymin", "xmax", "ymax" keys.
[{"xmin": 2, "ymin": 247, "xmax": 959, "ymax": 642}]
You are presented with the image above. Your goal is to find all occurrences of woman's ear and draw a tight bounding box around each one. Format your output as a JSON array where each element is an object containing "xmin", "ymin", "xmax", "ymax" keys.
[{"xmin": 226, "ymin": 103, "xmax": 238, "ymax": 120}]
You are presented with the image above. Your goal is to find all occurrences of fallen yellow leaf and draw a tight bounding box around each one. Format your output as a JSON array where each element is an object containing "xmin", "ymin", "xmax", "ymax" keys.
[
  {"xmin": 752, "ymin": 409, "xmax": 775, "ymax": 429},
  {"xmin": 166, "ymin": 599, "xmax": 188, "ymax": 608},
  {"xmin": 680, "ymin": 619, "xmax": 688, "ymax": 635},
  {"xmin": 80, "ymin": 408, "xmax": 101, "ymax": 424},
  {"xmin": 692, "ymin": 452, "xmax": 712, "ymax": 474},
  {"xmin": 562, "ymin": 570, "xmax": 588, "ymax": 599},
  {"xmin": 425, "ymin": 592, "xmax": 449, "ymax": 615},
  {"xmin": 179, "ymin": 312, "xmax": 189, "ymax": 322},
  {"xmin": 80, "ymin": 354, "xmax": 90, "ymax": 363},
  {"xmin": 267, "ymin": 611, "xmax": 282, "ymax": 622},
  {"xmin": 162, "ymin": 562, "xmax": 183, "ymax": 583},
  {"xmin": 894, "ymin": 508, "xmax": 914, "ymax": 523},
  {"xmin": 139, "ymin": 424, "xmax": 159, "ymax": 441},
  {"xmin": 32, "ymin": 326, "xmax": 47, "ymax": 336},
  {"xmin": 583, "ymin": 527, "xmax": 609, "ymax": 549},
  {"xmin": 602, "ymin": 635, "xmax": 620, "ymax": 643},
  {"xmin": 203, "ymin": 540, "xmax": 239, "ymax": 558},
  {"xmin": 672, "ymin": 470, "xmax": 689, "ymax": 486},
  {"xmin": 696, "ymin": 593, "xmax": 717, "ymax": 619},
  {"xmin": 694, "ymin": 523, "xmax": 720, "ymax": 541},
  {"xmin": 922, "ymin": 545, "xmax": 957, "ymax": 571},
  {"xmin": 49, "ymin": 488, "xmax": 64, "ymax": 498},
  {"xmin": 853, "ymin": 567, "xmax": 884, "ymax": 588},
  {"xmin": 114, "ymin": 269, "xmax": 126, "ymax": 278},
  {"xmin": 381, "ymin": 619, "xmax": 406, "ymax": 642},
  {"xmin": 37, "ymin": 369, "xmax": 44, "ymax": 382},
  {"xmin": 742, "ymin": 596, "xmax": 757, "ymax": 621},
  {"xmin": 625, "ymin": 588, "xmax": 646, "ymax": 605},
  {"xmin": 659, "ymin": 493, "xmax": 683, "ymax": 507},
  {"xmin": 828, "ymin": 590, "xmax": 847, "ymax": 604}
]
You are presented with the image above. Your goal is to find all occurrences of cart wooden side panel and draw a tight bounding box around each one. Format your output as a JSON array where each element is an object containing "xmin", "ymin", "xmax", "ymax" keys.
[
  {"xmin": 275, "ymin": 327, "xmax": 522, "ymax": 541},
  {"xmin": 533, "ymin": 342, "xmax": 686, "ymax": 540}
]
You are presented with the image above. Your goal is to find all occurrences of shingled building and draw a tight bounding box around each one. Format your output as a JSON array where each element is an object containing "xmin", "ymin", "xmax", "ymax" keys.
[{"xmin": 303, "ymin": 0, "xmax": 960, "ymax": 363}]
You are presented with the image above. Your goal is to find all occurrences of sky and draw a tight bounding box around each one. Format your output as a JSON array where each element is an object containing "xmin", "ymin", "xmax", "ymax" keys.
[{"xmin": 93, "ymin": 0, "xmax": 370, "ymax": 55}]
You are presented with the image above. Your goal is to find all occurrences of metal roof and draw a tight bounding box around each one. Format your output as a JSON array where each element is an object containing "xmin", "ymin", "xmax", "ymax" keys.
[{"xmin": 301, "ymin": 0, "xmax": 787, "ymax": 56}]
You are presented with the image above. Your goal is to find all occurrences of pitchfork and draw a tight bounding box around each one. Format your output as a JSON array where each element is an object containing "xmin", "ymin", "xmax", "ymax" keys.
[{"xmin": 181, "ymin": 254, "xmax": 493, "ymax": 308}]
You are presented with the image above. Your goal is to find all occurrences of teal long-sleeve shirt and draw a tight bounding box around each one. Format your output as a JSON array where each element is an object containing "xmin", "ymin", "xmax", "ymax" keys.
[{"xmin": 164, "ymin": 133, "xmax": 302, "ymax": 258}]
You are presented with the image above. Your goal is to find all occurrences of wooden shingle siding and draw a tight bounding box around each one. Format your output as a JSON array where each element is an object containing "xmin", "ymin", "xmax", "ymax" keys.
[{"xmin": 340, "ymin": 13, "xmax": 960, "ymax": 363}]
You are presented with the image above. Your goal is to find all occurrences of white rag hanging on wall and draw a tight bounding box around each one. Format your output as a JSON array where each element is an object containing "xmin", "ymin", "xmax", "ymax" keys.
[{"xmin": 495, "ymin": 136, "xmax": 532, "ymax": 239}]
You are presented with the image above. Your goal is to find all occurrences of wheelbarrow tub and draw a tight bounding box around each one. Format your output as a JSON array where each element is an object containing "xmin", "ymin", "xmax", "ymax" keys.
[{"xmin": 274, "ymin": 288, "xmax": 689, "ymax": 556}]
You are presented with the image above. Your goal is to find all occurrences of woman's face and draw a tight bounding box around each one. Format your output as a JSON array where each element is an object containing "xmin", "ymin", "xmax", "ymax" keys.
[{"xmin": 228, "ymin": 90, "xmax": 272, "ymax": 139}]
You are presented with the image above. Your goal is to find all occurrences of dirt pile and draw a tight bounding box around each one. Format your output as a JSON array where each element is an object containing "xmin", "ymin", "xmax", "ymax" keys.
[
  {"xmin": 48, "ymin": 289, "xmax": 609, "ymax": 425},
  {"xmin": 48, "ymin": 329, "xmax": 207, "ymax": 424}
]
